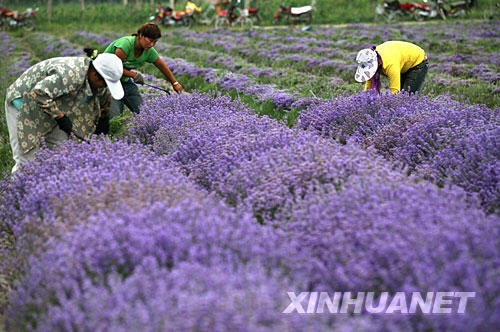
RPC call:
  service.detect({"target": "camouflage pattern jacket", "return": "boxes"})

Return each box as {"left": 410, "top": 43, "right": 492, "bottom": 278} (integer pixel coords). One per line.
{"left": 6, "top": 56, "right": 111, "bottom": 153}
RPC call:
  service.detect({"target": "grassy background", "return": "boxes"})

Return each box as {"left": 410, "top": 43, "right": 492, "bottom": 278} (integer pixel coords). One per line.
{"left": 4, "top": 0, "right": 492, "bottom": 33}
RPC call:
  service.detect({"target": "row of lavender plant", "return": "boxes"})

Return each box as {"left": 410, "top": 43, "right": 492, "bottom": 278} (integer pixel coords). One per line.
{"left": 2, "top": 92, "right": 499, "bottom": 331}
{"left": 0, "top": 32, "right": 31, "bottom": 173}
{"left": 74, "top": 31, "right": 300, "bottom": 110}
{"left": 74, "top": 21, "right": 499, "bottom": 107}
{"left": 163, "top": 22, "right": 499, "bottom": 105}
{"left": 68, "top": 30, "right": 500, "bottom": 212}
{"left": 169, "top": 22, "right": 500, "bottom": 83}
{"left": 154, "top": 36, "right": 349, "bottom": 98}
{"left": 0, "top": 138, "right": 328, "bottom": 331}
{"left": 128, "top": 91, "right": 500, "bottom": 331}
{"left": 297, "top": 90, "right": 500, "bottom": 213}
{"left": 24, "top": 32, "right": 83, "bottom": 58}
{"left": 0, "top": 32, "right": 31, "bottom": 79}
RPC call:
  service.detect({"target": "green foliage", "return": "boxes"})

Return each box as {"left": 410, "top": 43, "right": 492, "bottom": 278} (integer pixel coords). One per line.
{"left": 4, "top": 0, "right": 495, "bottom": 31}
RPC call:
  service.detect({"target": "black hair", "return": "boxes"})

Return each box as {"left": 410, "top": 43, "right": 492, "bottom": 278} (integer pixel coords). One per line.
{"left": 132, "top": 22, "right": 161, "bottom": 39}
{"left": 83, "top": 48, "right": 99, "bottom": 60}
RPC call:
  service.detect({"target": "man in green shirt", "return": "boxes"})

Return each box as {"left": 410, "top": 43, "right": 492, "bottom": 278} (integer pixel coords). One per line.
{"left": 104, "top": 22, "right": 183, "bottom": 118}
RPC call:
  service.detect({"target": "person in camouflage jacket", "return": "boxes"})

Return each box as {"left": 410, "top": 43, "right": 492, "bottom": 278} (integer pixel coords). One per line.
{"left": 5, "top": 53, "right": 124, "bottom": 173}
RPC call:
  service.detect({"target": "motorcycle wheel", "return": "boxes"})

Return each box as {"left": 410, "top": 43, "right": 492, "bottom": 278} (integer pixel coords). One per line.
{"left": 215, "top": 16, "right": 229, "bottom": 28}
{"left": 250, "top": 13, "right": 261, "bottom": 25}
{"left": 22, "top": 18, "right": 35, "bottom": 31}
{"left": 201, "top": 6, "right": 216, "bottom": 25}
{"left": 304, "top": 12, "right": 313, "bottom": 24}
{"left": 255, "top": 13, "right": 262, "bottom": 23}
{"left": 386, "top": 12, "right": 398, "bottom": 23}
{"left": 271, "top": 16, "right": 281, "bottom": 25}
{"left": 439, "top": 9, "right": 447, "bottom": 20}
{"left": 183, "top": 16, "right": 194, "bottom": 28}
{"left": 413, "top": 10, "right": 425, "bottom": 21}
{"left": 238, "top": 16, "right": 253, "bottom": 29}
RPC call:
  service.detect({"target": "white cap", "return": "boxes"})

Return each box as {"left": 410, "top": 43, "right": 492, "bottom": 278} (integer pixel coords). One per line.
{"left": 93, "top": 53, "right": 124, "bottom": 100}
{"left": 354, "top": 49, "right": 378, "bottom": 83}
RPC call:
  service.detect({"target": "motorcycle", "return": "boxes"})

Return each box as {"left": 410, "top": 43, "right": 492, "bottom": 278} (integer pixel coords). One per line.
{"left": 247, "top": 7, "right": 261, "bottom": 24}
{"left": 437, "top": 0, "right": 473, "bottom": 18}
{"left": 0, "top": 6, "right": 37, "bottom": 31}
{"left": 272, "top": 4, "right": 313, "bottom": 25}
{"left": 149, "top": 3, "right": 196, "bottom": 28}
{"left": 214, "top": 1, "right": 253, "bottom": 28}
{"left": 214, "top": 6, "right": 253, "bottom": 28}
{"left": 375, "top": 0, "right": 416, "bottom": 22}
{"left": 412, "top": 0, "right": 447, "bottom": 21}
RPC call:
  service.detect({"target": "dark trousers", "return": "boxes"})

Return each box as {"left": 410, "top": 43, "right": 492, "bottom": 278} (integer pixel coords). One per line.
{"left": 401, "top": 59, "right": 428, "bottom": 93}
{"left": 110, "top": 80, "right": 143, "bottom": 119}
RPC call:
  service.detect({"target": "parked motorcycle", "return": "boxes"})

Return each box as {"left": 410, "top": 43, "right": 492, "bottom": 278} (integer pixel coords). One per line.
{"left": 0, "top": 6, "right": 37, "bottom": 31}
{"left": 437, "top": 0, "right": 473, "bottom": 18}
{"left": 375, "top": 0, "right": 415, "bottom": 22}
{"left": 215, "top": 3, "right": 253, "bottom": 28}
{"left": 149, "top": 3, "right": 196, "bottom": 28}
{"left": 272, "top": 4, "right": 313, "bottom": 25}
{"left": 247, "top": 7, "right": 261, "bottom": 24}
{"left": 412, "top": 0, "right": 447, "bottom": 21}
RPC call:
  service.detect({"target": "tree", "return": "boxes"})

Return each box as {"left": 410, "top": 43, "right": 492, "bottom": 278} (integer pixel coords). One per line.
{"left": 47, "top": 0, "right": 53, "bottom": 22}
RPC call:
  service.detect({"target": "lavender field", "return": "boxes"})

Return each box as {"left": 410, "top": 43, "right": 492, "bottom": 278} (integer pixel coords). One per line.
{"left": 0, "top": 19, "right": 499, "bottom": 332}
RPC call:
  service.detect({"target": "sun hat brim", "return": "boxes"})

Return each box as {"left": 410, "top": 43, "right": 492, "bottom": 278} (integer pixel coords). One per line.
{"left": 354, "top": 49, "right": 378, "bottom": 83}
{"left": 93, "top": 54, "right": 124, "bottom": 100}
{"left": 102, "top": 79, "right": 124, "bottom": 100}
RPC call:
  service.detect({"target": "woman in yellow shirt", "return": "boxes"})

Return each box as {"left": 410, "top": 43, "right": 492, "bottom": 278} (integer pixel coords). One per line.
{"left": 354, "top": 41, "right": 428, "bottom": 94}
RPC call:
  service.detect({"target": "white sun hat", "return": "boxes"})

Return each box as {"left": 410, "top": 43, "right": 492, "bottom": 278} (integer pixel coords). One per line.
{"left": 92, "top": 53, "right": 124, "bottom": 100}
{"left": 354, "top": 48, "right": 378, "bottom": 83}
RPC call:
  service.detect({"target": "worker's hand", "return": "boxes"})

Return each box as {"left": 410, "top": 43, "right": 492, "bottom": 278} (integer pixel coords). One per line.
{"left": 94, "top": 115, "right": 110, "bottom": 135}
{"left": 133, "top": 72, "right": 145, "bottom": 85}
{"left": 172, "top": 81, "right": 183, "bottom": 94}
{"left": 55, "top": 115, "right": 73, "bottom": 136}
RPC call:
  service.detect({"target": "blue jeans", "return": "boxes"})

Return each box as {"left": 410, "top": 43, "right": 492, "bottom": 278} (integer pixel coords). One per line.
{"left": 110, "top": 79, "right": 143, "bottom": 119}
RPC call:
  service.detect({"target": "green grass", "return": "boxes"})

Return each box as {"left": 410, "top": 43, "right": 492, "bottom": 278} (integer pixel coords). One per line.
{"left": 4, "top": 1, "right": 493, "bottom": 35}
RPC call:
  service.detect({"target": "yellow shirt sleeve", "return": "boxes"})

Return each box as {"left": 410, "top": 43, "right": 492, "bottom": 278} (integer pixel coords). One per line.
{"left": 385, "top": 63, "right": 401, "bottom": 94}
{"left": 364, "top": 80, "right": 371, "bottom": 91}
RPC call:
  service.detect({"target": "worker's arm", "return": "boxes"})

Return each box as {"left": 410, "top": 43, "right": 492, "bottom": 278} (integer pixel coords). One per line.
{"left": 385, "top": 64, "right": 400, "bottom": 94}
{"left": 154, "top": 56, "right": 183, "bottom": 93}
{"left": 364, "top": 79, "right": 372, "bottom": 91}
{"left": 29, "top": 67, "right": 78, "bottom": 119}
{"left": 114, "top": 47, "right": 136, "bottom": 79}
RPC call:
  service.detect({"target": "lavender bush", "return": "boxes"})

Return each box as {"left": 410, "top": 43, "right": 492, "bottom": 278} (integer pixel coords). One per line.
{"left": 1, "top": 138, "right": 326, "bottom": 331}
{"left": 283, "top": 175, "right": 500, "bottom": 331}
{"left": 297, "top": 91, "right": 500, "bottom": 212}
{"left": 1, "top": 18, "right": 499, "bottom": 332}
{"left": 2, "top": 91, "right": 500, "bottom": 331}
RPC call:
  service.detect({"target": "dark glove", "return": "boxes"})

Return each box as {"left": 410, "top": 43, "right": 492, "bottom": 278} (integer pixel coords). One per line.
{"left": 55, "top": 115, "right": 73, "bottom": 136}
{"left": 94, "top": 115, "right": 110, "bottom": 135}
{"left": 133, "top": 72, "right": 145, "bottom": 85}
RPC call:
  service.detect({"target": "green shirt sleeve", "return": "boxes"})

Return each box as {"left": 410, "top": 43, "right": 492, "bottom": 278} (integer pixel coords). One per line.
{"left": 104, "top": 36, "right": 134, "bottom": 56}
{"left": 112, "top": 37, "right": 134, "bottom": 56}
